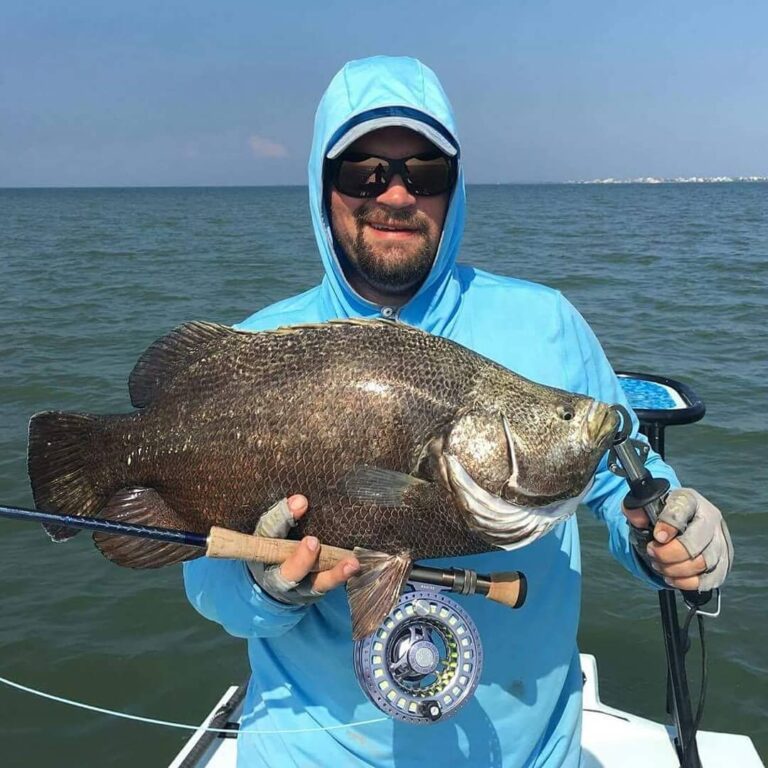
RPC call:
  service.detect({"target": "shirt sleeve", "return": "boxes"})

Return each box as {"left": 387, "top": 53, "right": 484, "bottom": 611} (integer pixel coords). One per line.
{"left": 183, "top": 558, "right": 309, "bottom": 639}
{"left": 557, "top": 293, "right": 679, "bottom": 589}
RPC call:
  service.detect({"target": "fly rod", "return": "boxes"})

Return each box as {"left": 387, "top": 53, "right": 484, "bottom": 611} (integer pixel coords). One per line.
{"left": 0, "top": 504, "right": 526, "bottom": 609}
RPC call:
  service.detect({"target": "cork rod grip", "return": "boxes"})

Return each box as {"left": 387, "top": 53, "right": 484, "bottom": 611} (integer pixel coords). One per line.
{"left": 206, "top": 526, "right": 355, "bottom": 572}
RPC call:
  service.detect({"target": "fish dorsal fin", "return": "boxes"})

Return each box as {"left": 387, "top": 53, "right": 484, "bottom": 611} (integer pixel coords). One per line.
{"left": 129, "top": 322, "right": 237, "bottom": 408}
{"left": 268, "top": 317, "right": 423, "bottom": 337}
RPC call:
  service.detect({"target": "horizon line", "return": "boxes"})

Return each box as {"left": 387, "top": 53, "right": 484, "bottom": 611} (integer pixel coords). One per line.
{"left": 3, "top": 178, "right": 767, "bottom": 191}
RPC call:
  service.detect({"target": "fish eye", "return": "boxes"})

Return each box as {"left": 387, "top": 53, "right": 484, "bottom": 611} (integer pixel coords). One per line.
{"left": 557, "top": 405, "right": 574, "bottom": 422}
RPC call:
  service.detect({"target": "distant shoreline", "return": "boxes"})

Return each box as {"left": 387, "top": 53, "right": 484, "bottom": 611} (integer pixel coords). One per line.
{"left": 569, "top": 176, "right": 768, "bottom": 185}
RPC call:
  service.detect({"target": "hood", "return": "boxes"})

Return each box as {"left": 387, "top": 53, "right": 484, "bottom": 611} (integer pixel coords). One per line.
{"left": 308, "top": 56, "right": 466, "bottom": 332}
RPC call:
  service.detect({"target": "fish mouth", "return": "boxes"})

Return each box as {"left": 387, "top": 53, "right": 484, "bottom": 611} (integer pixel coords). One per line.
{"left": 445, "top": 452, "right": 583, "bottom": 550}
{"left": 584, "top": 400, "right": 620, "bottom": 451}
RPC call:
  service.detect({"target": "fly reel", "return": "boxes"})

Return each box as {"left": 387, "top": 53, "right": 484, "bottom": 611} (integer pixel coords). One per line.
{"left": 353, "top": 585, "right": 483, "bottom": 724}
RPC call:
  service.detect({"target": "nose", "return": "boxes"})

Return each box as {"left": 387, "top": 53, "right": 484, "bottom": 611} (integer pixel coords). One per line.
{"left": 376, "top": 173, "right": 416, "bottom": 208}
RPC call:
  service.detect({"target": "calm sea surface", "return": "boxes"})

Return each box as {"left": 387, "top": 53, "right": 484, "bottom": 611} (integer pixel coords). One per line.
{"left": 0, "top": 184, "right": 766, "bottom": 766}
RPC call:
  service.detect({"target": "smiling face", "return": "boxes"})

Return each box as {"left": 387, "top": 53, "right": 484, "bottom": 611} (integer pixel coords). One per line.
{"left": 327, "top": 127, "right": 451, "bottom": 306}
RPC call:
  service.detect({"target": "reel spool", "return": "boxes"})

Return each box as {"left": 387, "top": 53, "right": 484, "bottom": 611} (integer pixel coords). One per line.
{"left": 353, "top": 586, "right": 483, "bottom": 724}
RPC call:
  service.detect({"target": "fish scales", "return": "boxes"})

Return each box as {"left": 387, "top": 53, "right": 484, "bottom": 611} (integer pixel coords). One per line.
{"left": 92, "top": 320, "right": 490, "bottom": 559}
{"left": 28, "top": 318, "right": 618, "bottom": 635}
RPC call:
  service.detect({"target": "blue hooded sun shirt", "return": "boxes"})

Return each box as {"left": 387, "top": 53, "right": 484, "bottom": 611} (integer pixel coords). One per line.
{"left": 183, "top": 56, "right": 677, "bottom": 768}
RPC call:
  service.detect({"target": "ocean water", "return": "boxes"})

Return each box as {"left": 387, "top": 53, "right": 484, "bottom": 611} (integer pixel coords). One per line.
{"left": 0, "top": 184, "right": 765, "bottom": 766}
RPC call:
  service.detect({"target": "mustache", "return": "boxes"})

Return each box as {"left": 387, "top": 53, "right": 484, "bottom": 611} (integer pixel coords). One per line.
{"left": 354, "top": 203, "right": 429, "bottom": 233}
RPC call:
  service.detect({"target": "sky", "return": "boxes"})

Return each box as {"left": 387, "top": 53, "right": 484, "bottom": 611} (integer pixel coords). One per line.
{"left": 1, "top": 0, "right": 767, "bottom": 186}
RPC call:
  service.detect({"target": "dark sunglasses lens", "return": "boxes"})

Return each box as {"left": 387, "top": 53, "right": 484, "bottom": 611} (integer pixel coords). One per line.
{"left": 336, "top": 158, "right": 390, "bottom": 197}
{"left": 334, "top": 154, "right": 454, "bottom": 197}
{"left": 404, "top": 156, "right": 453, "bottom": 196}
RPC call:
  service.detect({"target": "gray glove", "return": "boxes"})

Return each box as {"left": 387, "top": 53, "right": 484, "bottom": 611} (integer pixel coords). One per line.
{"left": 247, "top": 498, "right": 325, "bottom": 606}
{"left": 631, "top": 488, "right": 734, "bottom": 591}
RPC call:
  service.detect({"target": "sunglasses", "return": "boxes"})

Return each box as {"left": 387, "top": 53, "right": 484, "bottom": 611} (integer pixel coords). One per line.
{"left": 328, "top": 151, "right": 457, "bottom": 198}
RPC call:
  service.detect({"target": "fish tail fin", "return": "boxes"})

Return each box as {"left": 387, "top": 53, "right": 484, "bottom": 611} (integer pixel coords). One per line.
{"left": 27, "top": 411, "right": 104, "bottom": 541}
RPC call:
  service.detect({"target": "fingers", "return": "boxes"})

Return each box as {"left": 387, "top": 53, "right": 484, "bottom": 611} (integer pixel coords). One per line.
{"left": 676, "top": 505, "right": 716, "bottom": 559}
{"left": 255, "top": 495, "right": 308, "bottom": 538}
{"left": 652, "top": 520, "right": 680, "bottom": 545}
{"left": 249, "top": 494, "right": 358, "bottom": 604}
{"left": 662, "top": 575, "right": 700, "bottom": 590}
{"left": 280, "top": 535, "right": 321, "bottom": 583}
{"left": 656, "top": 489, "right": 697, "bottom": 539}
{"left": 622, "top": 504, "right": 651, "bottom": 530}
{"left": 253, "top": 494, "right": 359, "bottom": 602}
{"left": 646, "top": 541, "right": 704, "bottom": 589}
{"left": 624, "top": 489, "right": 699, "bottom": 545}
{"left": 627, "top": 488, "right": 703, "bottom": 586}
{"left": 279, "top": 535, "right": 360, "bottom": 592}
{"left": 286, "top": 494, "right": 309, "bottom": 521}
{"left": 311, "top": 557, "right": 359, "bottom": 594}
{"left": 647, "top": 539, "right": 691, "bottom": 565}
{"left": 630, "top": 487, "right": 733, "bottom": 592}
{"left": 699, "top": 554, "right": 731, "bottom": 592}
{"left": 622, "top": 509, "right": 679, "bottom": 544}
{"left": 650, "top": 553, "right": 706, "bottom": 578}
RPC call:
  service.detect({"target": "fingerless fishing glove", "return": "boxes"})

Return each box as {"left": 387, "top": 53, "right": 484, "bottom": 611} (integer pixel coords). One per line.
{"left": 246, "top": 498, "right": 326, "bottom": 606}
{"left": 631, "top": 487, "right": 734, "bottom": 591}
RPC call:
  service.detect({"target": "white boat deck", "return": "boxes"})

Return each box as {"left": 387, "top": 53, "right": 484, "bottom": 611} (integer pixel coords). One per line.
{"left": 169, "top": 654, "right": 764, "bottom": 767}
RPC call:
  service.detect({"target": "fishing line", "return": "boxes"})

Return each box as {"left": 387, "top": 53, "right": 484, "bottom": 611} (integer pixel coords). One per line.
{"left": 0, "top": 674, "right": 387, "bottom": 734}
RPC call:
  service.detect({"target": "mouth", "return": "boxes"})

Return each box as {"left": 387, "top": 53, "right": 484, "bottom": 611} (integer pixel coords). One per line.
{"left": 364, "top": 222, "right": 422, "bottom": 239}
{"left": 585, "top": 402, "right": 621, "bottom": 448}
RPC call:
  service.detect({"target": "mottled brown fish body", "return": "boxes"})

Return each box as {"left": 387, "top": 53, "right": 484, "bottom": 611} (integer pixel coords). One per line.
{"left": 28, "top": 319, "right": 617, "bottom": 582}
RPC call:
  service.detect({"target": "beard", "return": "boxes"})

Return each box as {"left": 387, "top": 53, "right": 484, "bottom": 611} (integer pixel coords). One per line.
{"left": 340, "top": 203, "right": 440, "bottom": 296}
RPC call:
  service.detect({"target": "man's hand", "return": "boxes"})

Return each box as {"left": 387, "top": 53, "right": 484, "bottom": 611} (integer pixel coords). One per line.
{"left": 623, "top": 488, "right": 733, "bottom": 591}
{"left": 248, "top": 495, "right": 359, "bottom": 605}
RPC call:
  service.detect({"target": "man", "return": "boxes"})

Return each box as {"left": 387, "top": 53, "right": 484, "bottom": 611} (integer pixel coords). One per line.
{"left": 184, "top": 56, "right": 732, "bottom": 767}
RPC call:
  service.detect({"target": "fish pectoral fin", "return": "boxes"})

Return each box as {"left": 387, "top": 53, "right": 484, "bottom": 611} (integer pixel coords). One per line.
{"left": 340, "top": 466, "right": 432, "bottom": 507}
{"left": 128, "top": 321, "right": 237, "bottom": 408}
{"left": 347, "top": 549, "right": 412, "bottom": 641}
{"left": 93, "top": 487, "right": 201, "bottom": 569}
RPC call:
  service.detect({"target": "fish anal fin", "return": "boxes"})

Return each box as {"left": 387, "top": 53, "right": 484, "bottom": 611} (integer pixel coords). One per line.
{"left": 347, "top": 549, "right": 412, "bottom": 640}
{"left": 128, "top": 322, "right": 237, "bottom": 408}
{"left": 93, "top": 487, "right": 201, "bottom": 568}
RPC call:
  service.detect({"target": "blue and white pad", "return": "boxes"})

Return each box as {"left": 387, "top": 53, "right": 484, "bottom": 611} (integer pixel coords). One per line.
{"left": 617, "top": 375, "right": 688, "bottom": 411}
